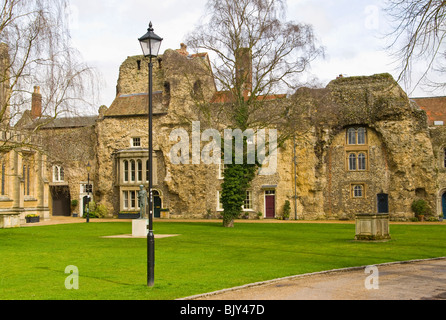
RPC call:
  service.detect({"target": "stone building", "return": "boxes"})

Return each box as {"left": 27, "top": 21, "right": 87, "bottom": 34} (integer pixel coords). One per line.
{"left": 8, "top": 44, "right": 446, "bottom": 224}
{"left": 86, "top": 46, "right": 446, "bottom": 221}
{"left": 0, "top": 58, "right": 50, "bottom": 228}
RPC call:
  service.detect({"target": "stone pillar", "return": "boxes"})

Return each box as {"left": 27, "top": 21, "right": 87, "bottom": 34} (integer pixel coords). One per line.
{"left": 355, "top": 213, "right": 391, "bottom": 241}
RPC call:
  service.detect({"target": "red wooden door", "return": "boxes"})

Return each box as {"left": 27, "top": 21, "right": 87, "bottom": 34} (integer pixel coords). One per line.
{"left": 265, "top": 195, "right": 275, "bottom": 218}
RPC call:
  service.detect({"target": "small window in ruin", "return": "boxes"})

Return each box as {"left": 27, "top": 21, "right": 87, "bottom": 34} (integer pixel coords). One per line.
{"left": 358, "top": 153, "right": 366, "bottom": 170}
{"left": 347, "top": 127, "right": 367, "bottom": 145}
{"left": 347, "top": 128, "right": 356, "bottom": 144}
{"left": 357, "top": 127, "right": 366, "bottom": 144}
{"left": 348, "top": 153, "right": 357, "bottom": 171}
{"left": 352, "top": 184, "right": 364, "bottom": 198}
{"left": 137, "top": 60, "right": 141, "bottom": 70}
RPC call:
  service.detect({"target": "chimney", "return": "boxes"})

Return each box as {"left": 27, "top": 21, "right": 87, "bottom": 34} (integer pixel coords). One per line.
{"left": 31, "top": 86, "right": 42, "bottom": 119}
{"left": 176, "top": 43, "right": 189, "bottom": 56}
{"left": 235, "top": 48, "right": 252, "bottom": 99}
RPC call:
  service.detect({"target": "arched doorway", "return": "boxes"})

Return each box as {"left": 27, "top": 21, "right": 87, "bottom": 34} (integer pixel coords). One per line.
{"left": 377, "top": 193, "right": 389, "bottom": 213}
{"left": 51, "top": 186, "right": 71, "bottom": 216}
{"left": 153, "top": 190, "right": 161, "bottom": 218}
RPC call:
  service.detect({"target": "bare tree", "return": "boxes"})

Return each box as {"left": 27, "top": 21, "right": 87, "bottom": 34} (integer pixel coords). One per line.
{"left": 185, "top": 0, "right": 324, "bottom": 227}
{"left": 0, "top": 0, "right": 97, "bottom": 151}
{"left": 385, "top": 0, "right": 446, "bottom": 91}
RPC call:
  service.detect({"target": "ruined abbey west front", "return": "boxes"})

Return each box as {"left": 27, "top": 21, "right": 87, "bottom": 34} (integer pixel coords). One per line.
{"left": 15, "top": 44, "right": 446, "bottom": 223}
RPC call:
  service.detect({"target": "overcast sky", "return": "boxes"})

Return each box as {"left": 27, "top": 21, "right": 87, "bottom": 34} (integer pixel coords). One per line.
{"left": 68, "top": 0, "right": 441, "bottom": 109}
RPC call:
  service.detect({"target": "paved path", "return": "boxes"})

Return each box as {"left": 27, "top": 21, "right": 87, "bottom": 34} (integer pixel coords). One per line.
{"left": 186, "top": 258, "right": 446, "bottom": 300}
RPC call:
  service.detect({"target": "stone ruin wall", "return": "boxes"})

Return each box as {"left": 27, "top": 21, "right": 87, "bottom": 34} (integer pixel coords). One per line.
{"left": 96, "top": 48, "right": 439, "bottom": 220}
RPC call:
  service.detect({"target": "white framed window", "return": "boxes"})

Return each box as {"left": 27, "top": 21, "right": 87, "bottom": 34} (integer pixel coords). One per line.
{"left": 123, "top": 190, "right": 139, "bottom": 210}
{"left": 123, "top": 191, "right": 129, "bottom": 209}
{"left": 243, "top": 191, "right": 253, "bottom": 210}
{"left": 82, "top": 183, "right": 92, "bottom": 193}
{"left": 123, "top": 160, "right": 129, "bottom": 182}
{"left": 217, "top": 191, "right": 223, "bottom": 211}
{"left": 53, "top": 165, "right": 64, "bottom": 182}
{"left": 130, "top": 190, "right": 136, "bottom": 208}
{"left": 137, "top": 160, "right": 142, "bottom": 182}
{"left": 130, "top": 160, "right": 136, "bottom": 182}
{"left": 146, "top": 160, "right": 149, "bottom": 182}
{"left": 132, "top": 137, "right": 141, "bottom": 147}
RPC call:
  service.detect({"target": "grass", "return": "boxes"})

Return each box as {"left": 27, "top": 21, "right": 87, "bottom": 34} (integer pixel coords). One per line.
{"left": 1, "top": 221, "right": 446, "bottom": 300}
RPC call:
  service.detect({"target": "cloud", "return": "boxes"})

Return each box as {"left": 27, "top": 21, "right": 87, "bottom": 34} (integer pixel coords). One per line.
{"left": 68, "top": 0, "right": 444, "bottom": 107}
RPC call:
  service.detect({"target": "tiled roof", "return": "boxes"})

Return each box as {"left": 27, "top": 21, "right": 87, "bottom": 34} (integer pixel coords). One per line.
{"left": 104, "top": 91, "right": 167, "bottom": 117}
{"left": 411, "top": 97, "right": 446, "bottom": 125}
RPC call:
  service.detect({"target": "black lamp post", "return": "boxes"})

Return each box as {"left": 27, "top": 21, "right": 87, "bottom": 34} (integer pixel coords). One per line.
{"left": 86, "top": 162, "right": 91, "bottom": 223}
{"left": 138, "top": 21, "right": 162, "bottom": 287}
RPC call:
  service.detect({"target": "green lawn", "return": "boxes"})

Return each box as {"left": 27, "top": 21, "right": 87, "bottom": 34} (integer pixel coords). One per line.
{"left": 1, "top": 221, "right": 446, "bottom": 300}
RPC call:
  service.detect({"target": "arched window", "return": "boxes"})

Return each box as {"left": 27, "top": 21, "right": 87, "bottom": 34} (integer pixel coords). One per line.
{"left": 347, "top": 127, "right": 367, "bottom": 145}
{"left": 146, "top": 160, "right": 149, "bottom": 182}
{"left": 123, "top": 160, "right": 129, "bottom": 182}
{"left": 53, "top": 165, "right": 64, "bottom": 182}
{"left": 1, "top": 162, "right": 5, "bottom": 195}
{"left": 357, "top": 127, "right": 366, "bottom": 144}
{"left": 348, "top": 153, "right": 356, "bottom": 171}
{"left": 23, "top": 164, "right": 30, "bottom": 195}
{"left": 347, "top": 128, "right": 356, "bottom": 145}
{"left": 130, "top": 160, "right": 136, "bottom": 182}
{"left": 358, "top": 153, "right": 366, "bottom": 170}
{"left": 137, "top": 160, "right": 142, "bottom": 182}
{"left": 443, "top": 147, "right": 446, "bottom": 168}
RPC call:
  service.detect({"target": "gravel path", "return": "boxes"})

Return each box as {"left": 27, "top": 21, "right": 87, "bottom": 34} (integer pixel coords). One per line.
{"left": 184, "top": 258, "right": 446, "bottom": 300}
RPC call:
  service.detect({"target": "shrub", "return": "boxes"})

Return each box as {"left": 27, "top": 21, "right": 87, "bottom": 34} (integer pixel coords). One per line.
{"left": 283, "top": 200, "right": 291, "bottom": 219}
{"left": 95, "top": 204, "right": 108, "bottom": 218}
{"left": 411, "top": 199, "right": 430, "bottom": 217}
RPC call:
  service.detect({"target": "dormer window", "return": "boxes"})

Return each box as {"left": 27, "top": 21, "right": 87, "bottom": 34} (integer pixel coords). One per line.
{"left": 132, "top": 137, "right": 141, "bottom": 147}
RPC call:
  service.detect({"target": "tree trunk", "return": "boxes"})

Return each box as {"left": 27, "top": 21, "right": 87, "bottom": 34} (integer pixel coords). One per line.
{"left": 223, "top": 215, "right": 234, "bottom": 228}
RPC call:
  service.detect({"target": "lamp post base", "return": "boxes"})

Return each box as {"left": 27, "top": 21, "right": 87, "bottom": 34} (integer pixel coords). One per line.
{"left": 147, "top": 229, "right": 155, "bottom": 286}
